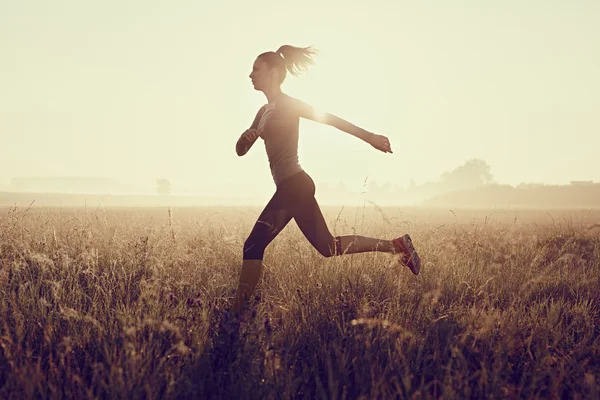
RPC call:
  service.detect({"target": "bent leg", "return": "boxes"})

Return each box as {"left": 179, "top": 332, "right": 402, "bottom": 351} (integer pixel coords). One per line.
{"left": 294, "top": 197, "right": 395, "bottom": 257}
{"left": 337, "top": 235, "right": 394, "bottom": 255}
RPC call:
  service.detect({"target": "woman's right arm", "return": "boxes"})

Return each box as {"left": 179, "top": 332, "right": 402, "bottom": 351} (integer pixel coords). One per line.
{"left": 236, "top": 106, "right": 265, "bottom": 156}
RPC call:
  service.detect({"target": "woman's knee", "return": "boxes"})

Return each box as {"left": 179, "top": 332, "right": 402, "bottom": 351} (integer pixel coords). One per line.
{"left": 243, "top": 237, "right": 265, "bottom": 260}
{"left": 314, "top": 235, "right": 342, "bottom": 258}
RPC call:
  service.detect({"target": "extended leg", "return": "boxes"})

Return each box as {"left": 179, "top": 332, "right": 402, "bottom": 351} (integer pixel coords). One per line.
{"left": 232, "top": 198, "right": 293, "bottom": 314}
{"left": 231, "top": 259, "right": 263, "bottom": 314}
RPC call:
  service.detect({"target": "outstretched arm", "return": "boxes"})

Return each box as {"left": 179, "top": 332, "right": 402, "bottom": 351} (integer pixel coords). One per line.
{"left": 236, "top": 106, "right": 265, "bottom": 156}
{"left": 285, "top": 96, "right": 393, "bottom": 153}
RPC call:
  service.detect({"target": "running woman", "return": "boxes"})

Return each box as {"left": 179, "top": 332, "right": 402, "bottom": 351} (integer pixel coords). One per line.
{"left": 232, "top": 45, "right": 421, "bottom": 314}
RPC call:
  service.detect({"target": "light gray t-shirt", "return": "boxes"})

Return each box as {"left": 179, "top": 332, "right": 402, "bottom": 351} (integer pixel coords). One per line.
{"left": 254, "top": 95, "right": 303, "bottom": 185}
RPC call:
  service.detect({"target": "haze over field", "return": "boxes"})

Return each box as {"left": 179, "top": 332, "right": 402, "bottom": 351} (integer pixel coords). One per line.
{"left": 2, "top": 0, "right": 599, "bottom": 201}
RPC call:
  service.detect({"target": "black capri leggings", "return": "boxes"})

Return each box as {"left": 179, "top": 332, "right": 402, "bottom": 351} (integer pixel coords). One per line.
{"left": 243, "top": 171, "right": 343, "bottom": 260}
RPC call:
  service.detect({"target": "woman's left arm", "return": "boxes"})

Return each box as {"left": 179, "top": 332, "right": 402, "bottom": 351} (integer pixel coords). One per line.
{"left": 285, "top": 96, "right": 393, "bottom": 153}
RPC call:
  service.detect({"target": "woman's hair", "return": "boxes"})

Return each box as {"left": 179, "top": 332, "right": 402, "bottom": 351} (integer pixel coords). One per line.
{"left": 258, "top": 45, "right": 318, "bottom": 83}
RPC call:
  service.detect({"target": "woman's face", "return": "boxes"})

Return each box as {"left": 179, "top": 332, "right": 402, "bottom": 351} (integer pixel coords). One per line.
{"left": 249, "top": 57, "right": 278, "bottom": 92}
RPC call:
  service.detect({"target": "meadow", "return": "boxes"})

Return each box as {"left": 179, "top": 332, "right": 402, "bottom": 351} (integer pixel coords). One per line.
{"left": 1, "top": 204, "right": 599, "bottom": 399}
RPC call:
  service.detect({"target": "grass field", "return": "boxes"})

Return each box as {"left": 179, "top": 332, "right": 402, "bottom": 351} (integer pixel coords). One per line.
{"left": 1, "top": 205, "right": 599, "bottom": 399}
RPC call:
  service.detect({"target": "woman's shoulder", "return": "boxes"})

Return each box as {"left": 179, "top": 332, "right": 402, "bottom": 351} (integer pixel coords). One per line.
{"left": 255, "top": 104, "right": 268, "bottom": 117}
{"left": 275, "top": 94, "right": 302, "bottom": 112}
{"left": 278, "top": 93, "right": 296, "bottom": 104}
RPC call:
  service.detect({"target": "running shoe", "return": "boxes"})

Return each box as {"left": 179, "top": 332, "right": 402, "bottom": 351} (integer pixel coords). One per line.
{"left": 392, "top": 234, "right": 421, "bottom": 275}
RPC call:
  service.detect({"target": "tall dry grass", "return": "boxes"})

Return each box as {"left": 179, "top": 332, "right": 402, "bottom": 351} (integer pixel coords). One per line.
{"left": 0, "top": 205, "right": 599, "bottom": 399}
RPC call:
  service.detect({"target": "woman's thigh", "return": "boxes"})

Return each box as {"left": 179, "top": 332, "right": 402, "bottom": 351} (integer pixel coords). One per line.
{"left": 244, "top": 192, "right": 294, "bottom": 251}
{"left": 293, "top": 196, "right": 336, "bottom": 256}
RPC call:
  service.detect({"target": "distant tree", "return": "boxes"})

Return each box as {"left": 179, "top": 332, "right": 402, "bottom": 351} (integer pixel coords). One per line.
{"left": 156, "top": 178, "right": 171, "bottom": 195}
{"left": 440, "top": 159, "right": 494, "bottom": 190}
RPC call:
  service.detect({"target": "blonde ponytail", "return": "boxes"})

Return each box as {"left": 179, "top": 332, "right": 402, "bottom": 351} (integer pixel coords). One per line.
{"left": 275, "top": 45, "right": 318, "bottom": 77}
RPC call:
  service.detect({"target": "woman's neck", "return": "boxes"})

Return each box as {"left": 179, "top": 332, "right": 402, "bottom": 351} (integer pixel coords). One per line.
{"left": 264, "top": 87, "right": 283, "bottom": 104}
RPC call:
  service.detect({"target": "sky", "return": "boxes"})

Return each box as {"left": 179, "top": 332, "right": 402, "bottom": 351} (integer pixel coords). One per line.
{"left": 2, "top": 0, "right": 599, "bottom": 197}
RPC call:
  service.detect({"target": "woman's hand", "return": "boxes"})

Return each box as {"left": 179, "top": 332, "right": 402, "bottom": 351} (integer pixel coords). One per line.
{"left": 241, "top": 128, "right": 260, "bottom": 143}
{"left": 369, "top": 134, "right": 393, "bottom": 154}
{"left": 236, "top": 129, "right": 260, "bottom": 156}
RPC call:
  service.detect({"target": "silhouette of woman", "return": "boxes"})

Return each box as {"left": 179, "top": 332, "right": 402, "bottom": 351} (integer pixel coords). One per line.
{"left": 232, "top": 45, "right": 421, "bottom": 314}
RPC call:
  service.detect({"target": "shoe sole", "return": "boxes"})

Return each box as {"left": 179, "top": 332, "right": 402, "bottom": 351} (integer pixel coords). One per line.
{"left": 394, "top": 234, "right": 421, "bottom": 275}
